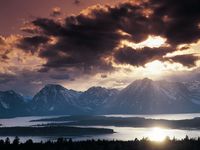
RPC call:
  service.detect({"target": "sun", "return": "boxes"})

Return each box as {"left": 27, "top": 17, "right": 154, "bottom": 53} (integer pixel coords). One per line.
{"left": 144, "top": 60, "right": 166, "bottom": 76}
{"left": 148, "top": 127, "right": 167, "bottom": 142}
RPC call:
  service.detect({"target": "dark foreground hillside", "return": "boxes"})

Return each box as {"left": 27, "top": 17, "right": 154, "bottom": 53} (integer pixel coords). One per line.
{"left": 0, "top": 137, "right": 200, "bottom": 150}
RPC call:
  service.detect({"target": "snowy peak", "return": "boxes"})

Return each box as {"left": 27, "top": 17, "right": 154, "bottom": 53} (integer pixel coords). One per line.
{"left": 33, "top": 84, "right": 80, "bottom": 103}
{"left": 1, "top": 79, "right": 200, "bottom": 117}
{"left": 44, "top": 84, "right": 66, "bottom": 90}
{"left": 126, "top": 78, "right": 154, "bottom": 92}
{"left": 0, "top": 90, "right": 25, "bottom": 108}
{"left": 31, "top": 84, "right": 82, "bottom": 115}
{"left": 78, "top": 86, "right": 118, "bottom": 111}
{"left": 107, "top": 79, "right": 200, "bottom": 114}
{"left": 184, "top": 80, "right": 200, "bottom": 92}
{"left": 84, "top": 86, "right": 118, "bottom": 97}
{"left": 0, "top": 90, "right": 28, "bottom": 117}
{"left": 183, "top": 80, "right": 200, "bottom": 105}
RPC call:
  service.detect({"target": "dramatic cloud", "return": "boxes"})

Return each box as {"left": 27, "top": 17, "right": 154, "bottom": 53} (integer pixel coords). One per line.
{"left": 150, "top": 0, "right": 200, "bottom": 45}
{"left": 0, "top": 35, "right": 48, "bottom": 95}
{"left": 32, "top": 18, "right": 65, "bottom": 36}
{"left": 167, "top": 54, "right": 199, "bottom": 67}
{"left": 19, "top": 0, "right": 200, "bottom": 74}
{"left": 114, "top": 46, "right": 173, "bottom": 66}
{"left": 17, "top": 36, "right": 49, "bottom": 53}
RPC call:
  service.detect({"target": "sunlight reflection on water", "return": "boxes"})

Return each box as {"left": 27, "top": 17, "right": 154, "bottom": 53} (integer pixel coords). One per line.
{"left": 0, "top": 113, "right": 200, "bottom": 142}
{"left": 147, "top": 127, "right": 171, "bottom": 142}
{"left": 105, "top": 113, "right": 200, "bottom": 120}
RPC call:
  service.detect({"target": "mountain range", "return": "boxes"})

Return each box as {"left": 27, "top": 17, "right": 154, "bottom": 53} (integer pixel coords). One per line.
{"left": 0, "top": 78, "right": 200, "bottom": 117}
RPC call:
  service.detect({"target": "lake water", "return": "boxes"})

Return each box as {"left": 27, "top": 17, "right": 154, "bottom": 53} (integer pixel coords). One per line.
{"left": 0, "top": 113, "right": 200, "bottom": 142}
{"left": 105, "top": 113, "right": 200, "bottom": 120}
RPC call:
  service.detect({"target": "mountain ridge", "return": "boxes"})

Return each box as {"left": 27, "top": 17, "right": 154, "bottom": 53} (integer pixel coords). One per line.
{"left": 105, "top": 78, "right": 200, "bottom": 114}
{"left": 0, "top": 78, "right": 200, "bottom": 117}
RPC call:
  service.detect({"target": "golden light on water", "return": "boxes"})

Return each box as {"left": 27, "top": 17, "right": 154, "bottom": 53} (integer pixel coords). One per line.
{"left": 148, "top": 127, "right": 167, "bottom": 142}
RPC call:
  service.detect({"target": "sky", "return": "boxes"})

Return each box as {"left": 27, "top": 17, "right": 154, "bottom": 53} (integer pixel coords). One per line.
{"left": 0, "top": 0, "right": 200, "bottom": 96}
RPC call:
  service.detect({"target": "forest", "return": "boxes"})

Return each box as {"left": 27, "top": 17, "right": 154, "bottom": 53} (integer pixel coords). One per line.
{"left": 0, "top": 136, "right": 200, "bottom": 150}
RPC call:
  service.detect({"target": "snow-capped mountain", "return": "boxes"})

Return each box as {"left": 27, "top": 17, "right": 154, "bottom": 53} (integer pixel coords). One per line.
{"left": 106, "top": 78, "right": 200, "bottom": 114}
{"left": 183, "top": 80, "right": 200, "bottom": 105}
{"left": 31, "top": 84, "right": 83, "bottom": 115}
{"left": 78, "top": 86, "right": 118, "bottom": 112}
{"left": 0, "top": 90, "right": 28, "bottom": 117}
{"left": 184, "top": 80, "right": 200, "bottom": 92}
{"left": 1, "top": 78, "right": 200, "bottom": 117}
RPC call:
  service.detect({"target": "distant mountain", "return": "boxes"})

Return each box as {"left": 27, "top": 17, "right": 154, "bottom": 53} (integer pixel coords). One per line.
{"left": 23, "top": 95, "right": 33, "bottom": 103}
{"left": 31, "top": 84, "right": 83, "bottom": 115}
{"left": 78, "top": 86, "right": 118, "bottom": 113}
{"left": 106, "top": 78, "right": 200, "bottom": 114}
{"left": 183, "top": 80, "right": 200, "bottom": 105}
{"left": 0, "top": 90, "right": 28, "bottom": 117}
{"left": 184, "top": 80, "right": 200, "bottom": 92}
{"left": 1, "top": 79, "right": 200, "bottom": 117}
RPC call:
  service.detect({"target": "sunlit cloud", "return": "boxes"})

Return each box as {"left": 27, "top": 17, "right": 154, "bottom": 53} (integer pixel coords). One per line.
{"left": 143, "top": 60, "right": 197, "bottom": 77}
{"left": 166, "top": 40, "right": 200, "bottom": 57}
{"left": 0, "top": 35, "right": 46, "bottom": 74}
{"left": 120, "top": 35, "right": 167, "bottom": 49}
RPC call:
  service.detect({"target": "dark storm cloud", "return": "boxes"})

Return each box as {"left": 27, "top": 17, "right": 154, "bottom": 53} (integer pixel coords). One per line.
{"left": 19, "top": 0, "right": 200, "bottom": 72}
{"left": 32, "top": 18, "right": 65, "bottom": 36}
{"left": 17, "top": 36, "right": 49, "bottom": 53}
{"left": 20, "top": 23, "right": 41, "bottom": 34}
{"left": 114, "top": 47, "right": 199, "bottom": 67}
{"left": 167, "top": 54, "right": 199, "bottom": 67}
{"left": 150, "top": 0, "right": 200, "bottom": 45}
{"left": 114, "top": 46, "right": 172, "bottom": 66}
{"left": 23, "top": 2, "right": 153, "bottom": 72}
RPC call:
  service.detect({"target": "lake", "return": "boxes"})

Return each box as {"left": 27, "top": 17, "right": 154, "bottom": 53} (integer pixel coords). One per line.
{"left": 0, "top": 113, "right": 200, "bottom": 142}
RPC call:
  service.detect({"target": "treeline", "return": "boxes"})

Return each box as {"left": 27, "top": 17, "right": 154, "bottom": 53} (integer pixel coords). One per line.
{"left": 0, "top": 136, "right": 200, "bottom": 150}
